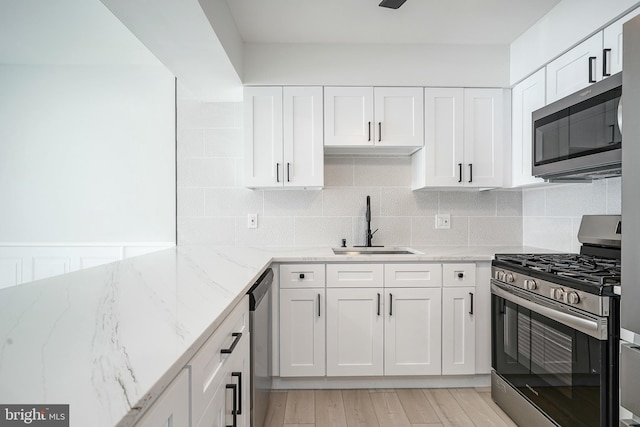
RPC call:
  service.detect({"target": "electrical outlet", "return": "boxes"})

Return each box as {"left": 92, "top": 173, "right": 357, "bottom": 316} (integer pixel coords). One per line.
{"left": 435, "top": 214, "right": 451, "bottom": 229}
{"left": 247, "top": 213, "right": 258, "bottom": 229}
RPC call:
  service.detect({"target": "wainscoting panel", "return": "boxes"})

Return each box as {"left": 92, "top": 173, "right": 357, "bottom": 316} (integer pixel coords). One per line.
{"left": 0, "top": 243, "right": 174, "bottom": 289}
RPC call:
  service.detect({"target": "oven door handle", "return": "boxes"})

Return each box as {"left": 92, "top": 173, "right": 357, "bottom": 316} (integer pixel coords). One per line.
{"left": 491, "top": 282, "right": 608, "bottom": 340}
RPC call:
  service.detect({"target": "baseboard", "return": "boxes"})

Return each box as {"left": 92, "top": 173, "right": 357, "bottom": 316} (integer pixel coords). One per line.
{"left": 273, "top": 374, "right": 491, "bottom": 390}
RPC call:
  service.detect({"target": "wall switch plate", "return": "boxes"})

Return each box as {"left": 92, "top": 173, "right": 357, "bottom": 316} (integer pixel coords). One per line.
{"left": 248, "top": 213, "right": 258, "bottom": 229}
{"left": 435, "top": 214, "right": 451, "bottom": 229}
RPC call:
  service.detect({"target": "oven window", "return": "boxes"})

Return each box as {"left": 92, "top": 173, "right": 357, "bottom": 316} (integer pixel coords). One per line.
{"left": 492, "top": 294, "right": 605, "bottom": 427}
{"left": 533, "top": 87, "right": 622, "bottom": 166}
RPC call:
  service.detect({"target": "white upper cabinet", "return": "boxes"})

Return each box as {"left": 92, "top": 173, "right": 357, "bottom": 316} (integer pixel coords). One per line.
{"left": 244, "top": 86, "right": 323, "bottom": 189}
{"left": 510, "top": 69, "right": 546, "bottom": 187}
{"left": 324, "top": 87, "right": 423, "bottom": 153}
{"left": 324, "top": 87, "right": 374, "bottom": 147}
{"left": 546, "top": 33, "right": 604, "bottom": 103}
{"left": 413, "top": 88, "right": 506, "bottom": 189}
{"left": 604, "top": 7, "right": 640, "bottom": 76}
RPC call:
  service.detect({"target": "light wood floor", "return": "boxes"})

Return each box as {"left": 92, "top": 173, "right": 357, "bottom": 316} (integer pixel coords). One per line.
{"left": 264, "top": 388, "right": 517, "bottom": 427}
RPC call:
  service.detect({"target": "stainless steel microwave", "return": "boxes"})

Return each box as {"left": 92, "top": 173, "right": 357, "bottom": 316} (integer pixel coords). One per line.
{"left": 532, "top": 72, "right": 622, "bottom": 182}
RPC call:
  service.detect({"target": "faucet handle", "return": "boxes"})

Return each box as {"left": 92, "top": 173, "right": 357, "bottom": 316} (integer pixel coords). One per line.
{"left": 370, "top": 228, "right": 379, "bottom": 237}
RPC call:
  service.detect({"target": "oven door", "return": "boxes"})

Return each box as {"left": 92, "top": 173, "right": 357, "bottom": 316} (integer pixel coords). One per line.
{"left": 491, "top": 281, "right": 611, "bottom": 427}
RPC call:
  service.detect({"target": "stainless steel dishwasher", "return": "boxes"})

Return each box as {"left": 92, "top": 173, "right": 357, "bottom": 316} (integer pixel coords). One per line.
{"left": 247, "top": 268, "right": 273, "bottom": 427}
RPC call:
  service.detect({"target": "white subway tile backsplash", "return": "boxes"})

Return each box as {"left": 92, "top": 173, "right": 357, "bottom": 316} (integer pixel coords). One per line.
{"left": 324, "top": 157, "right": 354, "bottom": 187}
{"left": 411, "top": 216, "right": 469, "bottom": 246}
{"left": 544, "top": 182, "right": 607, "bottom": 216}
{"left": 205, "top": 188, "right": 264, "bottom": 217}
{"left": 177, "top": 129, "right": 205, "bottom": 159}
{"left": 354, "top": 157, "right": 411, "bottom": 187}
{"left": 235, "top": 216, "right": 294, "bottom": 247}
{"left": 322, "top": 188, "right": 380, "bottom": 217}
{"left": 522, "top": 188, "right": 546, "bottom": 217}
{"left": 469, "top": 217, "right": 522, "bottom": 246}
{"left": 177, "top": 217, "right": 235, "bottom": 245}
{"left": 201, "top": 102, "right": 236, "bottom": 129}
{"left": 204, "top": 129, "right": 243, "bottom": 157}
{"left": 294, "top": 217, "right": 352, "bottom": 247}
{"left": 496, "top": 191, "right": 523, "bottom": 216}
{"left": 439, "top": 191, "right": 497, "bottom": 216}
{"left": 178, "top": 158, "right": 236, "bottom": 187}
{"left": 606, "top": 177, "right": 621, "bottom": 214}
{"left": 367, "top": 217, "right": 411, "bottom": 247}
{"left": 380, "top": 188, "right": 438, "bottom": 217}
{"left": 264, "top": 190, "right": 322, "bottom": 217}
{"left": 178, "top": 188, "right": 205, "bottom": 217}
{"left": 523, "top": 217, "right": 575, "bottom": 252}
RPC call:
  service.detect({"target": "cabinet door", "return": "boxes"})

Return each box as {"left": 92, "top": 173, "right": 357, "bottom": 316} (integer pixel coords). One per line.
{"left": 384, "top": 288, "right": 441, "bottom": 376}
{"left": 283, "top": 87, "right": 324, "bottom": 187}
{"left": 463, "top": 88, "right": 505, "bottom": 188}
{"left": 442, "top": 287, "right": 475, "bottom": 375}
{"left": 603, "top": 8, "right": 640, "bottom": 76}
{"left": 511, "top": 69, "right": 546, "bottom": 187}
{"left": 423, "top": 88, "right": 464, "bottom": 187}
{"left": 546, "top": 32, "right": 603, "bottom": 103}
{"left": 326, "top": 288, "right": 383, "bottom": 376}
{"left": 229, "top": 335, "right": 250, "bottom": 427}
{"left": 279, "top": 289, "right": 325, "bottom": 377}
{"left": 135, "top": 369, "right": 189, "bottom": 427}
{"left": 374, "top": 87, "right": 424, "bottom": 147}
{"left": 244, "top": 87, "right": 283, "bottom": 188}
{"left": 324, "top": 87, "right": 374, "bottom": 146}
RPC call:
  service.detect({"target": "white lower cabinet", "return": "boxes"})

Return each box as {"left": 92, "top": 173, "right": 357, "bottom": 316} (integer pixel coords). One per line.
{"left": 326, "top": 288, "right": 384, "bottom": 376}
{"left": 279, "top": 288, "right": 326, "bottom": 377}
{"left": 134, "top": 368, "right": 190, "bottom": 427}
{"left": 384, "top": 288, "right": 442, "bottom": 376}
{"left": 442, "top": 287, "right": 476, "bottom": 375}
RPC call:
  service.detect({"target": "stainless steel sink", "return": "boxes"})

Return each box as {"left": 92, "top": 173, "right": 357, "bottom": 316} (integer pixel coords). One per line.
{"left": 332, "top": 247, "right": 419, "bottom": 255}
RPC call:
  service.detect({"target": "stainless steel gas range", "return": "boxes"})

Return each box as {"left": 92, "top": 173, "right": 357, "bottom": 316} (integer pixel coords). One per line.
{"left": 491, "top": 215, "right": 621, "bottom": 427}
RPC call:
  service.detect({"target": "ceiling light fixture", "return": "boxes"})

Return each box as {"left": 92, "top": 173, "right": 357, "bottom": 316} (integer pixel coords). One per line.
{"left": 378, "top": 0, "right": 407, "bottom": 9}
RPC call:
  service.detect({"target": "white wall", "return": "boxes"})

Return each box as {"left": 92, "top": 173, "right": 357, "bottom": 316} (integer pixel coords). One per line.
{"left": 522, "top": 179, "right": 621, "bottom": 252}
{"left": 510, "top": 0, "right": 640, "bottom": 84}
{"left": 244, "top": 43, "right": 510, "bottom": 87}
{"left": 0, "top": 64, "right": 176, "bottom": 242}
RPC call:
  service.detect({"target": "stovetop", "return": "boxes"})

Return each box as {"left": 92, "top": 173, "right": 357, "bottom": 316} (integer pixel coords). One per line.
{"left": 493, "top": 252, "right": 620, "bottom": 296}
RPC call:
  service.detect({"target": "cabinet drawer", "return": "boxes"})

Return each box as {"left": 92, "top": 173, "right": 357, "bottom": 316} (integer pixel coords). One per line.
{"left": 326, "top": 264, "right": 383, "bottom": 288}
{"left": 384, "top": 263, "right": 442, "bottom": 288}
{"left": 443, "top": 263, "right": 476, "bottom": 287}
{"left": 280, "top": 264, "right": 325, "bottom": 288}
{"left": 189, "top": 296, "right": 249, "bottom": 423}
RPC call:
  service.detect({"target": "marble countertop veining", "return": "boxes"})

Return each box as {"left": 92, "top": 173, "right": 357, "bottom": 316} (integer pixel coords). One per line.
{"left": 0, "top": 244, "right": 549, "bottom": 427}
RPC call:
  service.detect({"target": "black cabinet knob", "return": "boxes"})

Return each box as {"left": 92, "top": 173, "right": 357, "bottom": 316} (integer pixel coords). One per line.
{"left": 299, "top": 273, "right": 305, "bottom": 279}
{"left": 458, "top": 272, "right": 464, "bottom": 279}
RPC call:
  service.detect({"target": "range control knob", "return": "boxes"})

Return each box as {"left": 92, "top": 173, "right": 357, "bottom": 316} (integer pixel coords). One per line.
{"left": 524, "top": 279, "right": 537, "bottom": 290}
{"left": 505, "top": 272, "right": 515, "bottom": 283}
{"left": 567, "top": 291, "right": 580, "bottom": 305}
{"left": 551, "top": 288, "right": 565, "bottom": 301}
{"left": 495, "top": 270, "right": 506, "bottom": 281}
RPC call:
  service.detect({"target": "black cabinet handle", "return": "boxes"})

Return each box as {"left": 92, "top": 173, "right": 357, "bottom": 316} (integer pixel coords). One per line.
{"left": 468, "top": 163, "right": 473, "bottom": 183}
{"left": 317, "top": 293, "right": 321, "bottom": 317}
{"left": 378, "top": 122, "right": 382, "bottom": 142}
{"left": 287, "top": 162, "right": 291, "bottom": 182}
{"left": 226, "top": 383, "right": 237, "bottom": 427}
{"left": 377, "top": 293, "right": 381, "bottom": 316}
{"left": 368, "top": 121, "right": 371, "bottom": 141}
{"left": 603, "top": 48, "right": 612, "bottom": 77}
{"left": 609, "top": 124, "right": 616, "bottom": 143}
{"left": 389, "top": 293, "right": 393, "bottom": 316}
{"left": 469, "top": 292, "right": 474, "bottom": 315}
{"left": 221, "top": 332, "right": 242, "bottom": 354}
{"left": 458, "top": 163, "right": 462, "bottom": 183}
{"left": 231, "top": 372, "right": 242, "bottom": 415}
{"left": 458, "top": 272, "right": 464, "bottom": 279}
{"left": 299, "top": 273, "right": 305, "bottom": 279}
{"left": 276, "top": 163, "right": 280, "bottom": 183}
{"left": 588, "top": 56, "right": 597, "bottom": 83}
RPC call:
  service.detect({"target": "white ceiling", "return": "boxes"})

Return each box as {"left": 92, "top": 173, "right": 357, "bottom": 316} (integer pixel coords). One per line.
{"left": 225, "top": 0, "right": 562, "bottom": 45}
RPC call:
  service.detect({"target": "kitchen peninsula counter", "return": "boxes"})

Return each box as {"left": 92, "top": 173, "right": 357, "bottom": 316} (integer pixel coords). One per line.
{"left": 0, "top": 245, "right": 548, "bottom": 427}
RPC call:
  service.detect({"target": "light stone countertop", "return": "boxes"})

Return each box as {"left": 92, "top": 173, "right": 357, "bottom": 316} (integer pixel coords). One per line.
{"left": 0, "top": 244, "right": 550, "bottom": 427}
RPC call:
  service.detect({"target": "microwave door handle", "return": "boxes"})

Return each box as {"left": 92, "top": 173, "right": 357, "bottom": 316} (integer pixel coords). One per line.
{"left": 609, "top": 125, "right": 615, "bottom": 143}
